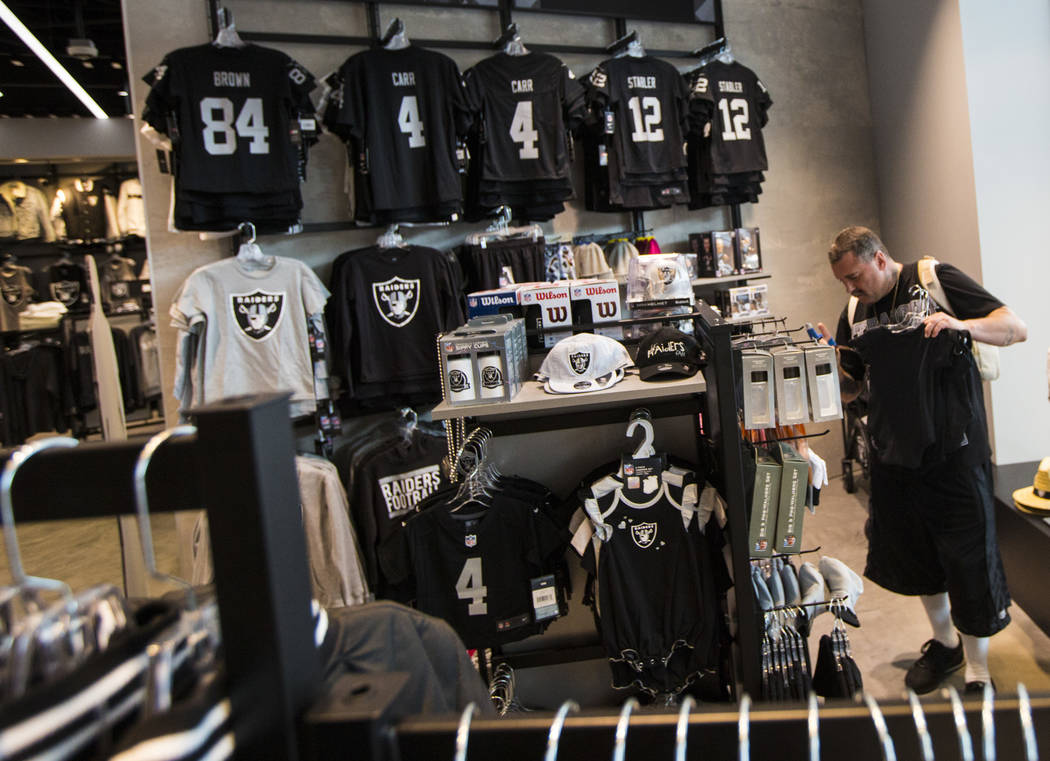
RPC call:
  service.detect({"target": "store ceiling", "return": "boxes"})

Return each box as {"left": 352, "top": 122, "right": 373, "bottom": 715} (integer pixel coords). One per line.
{"left": 0, "top": 0, "right": 131, "bottom": 118}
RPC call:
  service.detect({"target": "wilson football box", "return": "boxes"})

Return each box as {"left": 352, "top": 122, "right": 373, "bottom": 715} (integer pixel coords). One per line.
{"left": 466, "top": 285, "right": 525, "bottom": 320}
{"left": 517, "top": 282, "right": 572, "bottom": 349}
{"left": 438, "top": 315, "right": 527, "bottom": 405}
{"left": 749, "top": 449, "right": 781, "bottom": 558}
{"left": 570, "top": 278, "right": 623, "bottom": 339}
{"left": 772, "top": 442, "right": 808, "bottom": 554}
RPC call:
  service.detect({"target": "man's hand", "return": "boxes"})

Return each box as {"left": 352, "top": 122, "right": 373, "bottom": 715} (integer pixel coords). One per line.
{"left": 923, "top": 311, "right": 966, "bottom": 338}
{"left": 815, "top": 322, "right": 834, "bottom": 345}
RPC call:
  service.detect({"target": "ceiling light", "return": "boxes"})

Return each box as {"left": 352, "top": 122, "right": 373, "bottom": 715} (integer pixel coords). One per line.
{"left": 81, "top": 60, "right": 94, "bottom": 69}
{"left": 66, "top": 38, "right": 98, "bottom": 60}
{"left": 0, "top": 1, "right": 107, "bottom": 119}
{"left": 10, "top": 58, "right": 23, "bottom": 67}
{"left": 117, "top": 89, "right": 128, "bottom": 97}
{"left": 110, "top": 61, "right": 122, "bottom": 70}
{"left": 13, "top": 158, "right": 28, "bottom": 164}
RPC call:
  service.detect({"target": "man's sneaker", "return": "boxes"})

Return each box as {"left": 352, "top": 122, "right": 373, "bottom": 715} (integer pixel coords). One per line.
{"left": 965, "top": 680, "right": 996, "bottom": 695}
{"left": 905, "top": 638, "right": 965, "bottom": 694}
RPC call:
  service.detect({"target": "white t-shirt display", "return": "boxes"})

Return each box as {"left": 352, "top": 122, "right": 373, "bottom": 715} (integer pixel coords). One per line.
{"left": 171, "top": 257, "right": 329, "bottom": 416}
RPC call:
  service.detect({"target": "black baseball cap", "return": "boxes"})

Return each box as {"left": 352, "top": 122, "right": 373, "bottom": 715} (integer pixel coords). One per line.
{"left": 636, "top": 327, "right": 703, "bottom": 381}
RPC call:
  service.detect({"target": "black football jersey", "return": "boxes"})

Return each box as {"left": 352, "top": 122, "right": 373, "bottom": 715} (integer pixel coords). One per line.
{"left": 392, "top": 493, "right": 566, "bottom": 648}
{"left": 687, "top": 60, "right": 772, "bottom": 174}
{"left": 46, "top": 261, "right": 88, "bottom": 309}
{"left": 143, "top": 43, "right": 316, "bottom": 195}
{"left": 329, "top": 46, "right": 470, "bottom": 216}
{"left": 585, "top": 56, "right": 691, "bottom": 181}
{"left": 463, "top": 52, "right": 586, "bottom": 183}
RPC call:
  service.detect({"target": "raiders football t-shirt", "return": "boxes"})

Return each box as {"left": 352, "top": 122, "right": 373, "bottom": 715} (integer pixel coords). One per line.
{"left": 171, "top": 257, "right": 328, "bottom": 412}
{"left": 46, "top": 261, "right": 88, "bottom": 311}
{"left": 0, "top": 264, "right": 34, "bottom": 331}
{"left": 686, "top": 59, "right": 772, "bottom": 175}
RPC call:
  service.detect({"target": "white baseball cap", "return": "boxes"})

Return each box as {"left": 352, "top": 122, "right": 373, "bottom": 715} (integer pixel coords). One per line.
{"left": 536, "top": 333, "right": 633, "bottom": 394}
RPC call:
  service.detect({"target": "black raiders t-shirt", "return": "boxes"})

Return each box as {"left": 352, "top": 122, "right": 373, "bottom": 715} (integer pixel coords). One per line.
{"left": 328, "top": 46, "right": 470, "bottom": 215}
{"left": 686, "top": 59, "right": 772, "bottom": 175}
{"left": 584, "top": 56, "right": 691, "bottom": 181}
{"left": 382, "top": 492, "right": 565, "bottom": 648}
{"left": 836, "top": 261, "right": 1004, "bottom": 468}
{"left": 143, "top": 43, "right": 316, "bottom": 194}
{"left": 46, "top": 261, "right": 88, "bottom": 310}
{"left": 463, "top": 52, "right": 586, "bottom": 184}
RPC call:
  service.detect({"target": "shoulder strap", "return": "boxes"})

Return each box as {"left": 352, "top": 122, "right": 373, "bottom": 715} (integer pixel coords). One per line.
{"left": 847, "top": 295, "right": 859, "bottom": 325}
{"left": 917, "top": 256, "right": 954, "bottom": 316}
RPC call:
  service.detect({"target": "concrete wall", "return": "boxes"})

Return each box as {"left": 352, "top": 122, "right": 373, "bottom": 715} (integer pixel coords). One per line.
{"left": 0, "top": 117, "right": 136, "bottom": 162}
{"left": 122, "top": 0, "right": 881, "bottom": 482}
{"left": 862, "top": 0, "right": 1050, "bottom": 464}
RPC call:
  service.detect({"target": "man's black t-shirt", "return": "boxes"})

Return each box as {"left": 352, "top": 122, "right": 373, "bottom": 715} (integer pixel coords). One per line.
{"left": 836, "top": 261, "right": 1004, "bottom": 468}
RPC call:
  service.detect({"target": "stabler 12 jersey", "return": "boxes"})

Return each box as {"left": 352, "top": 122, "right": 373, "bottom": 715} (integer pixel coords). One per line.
{"left": 143, "top": 43, "right": 317, "bottom": 195}
{"left": 585, "top": 56, "right": 691, "bottom": 184}
{"left": 326, "top": 46, "right": 471, "bottom": 223}
{"left": 686, "top": 59, "right": 772, "bottom": 175}
{"left": 463, "top": 52, "right": 586, "bottom": 186}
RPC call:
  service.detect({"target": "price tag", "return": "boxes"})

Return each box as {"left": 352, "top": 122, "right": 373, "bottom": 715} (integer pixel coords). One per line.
{"left": 531, "top": 575, "right": 559, "bottom": 621}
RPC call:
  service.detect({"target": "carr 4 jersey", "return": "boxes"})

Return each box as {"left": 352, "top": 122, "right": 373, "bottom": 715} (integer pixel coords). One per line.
{"left": 143, "top": 43, "right": 316, "bottom": 195}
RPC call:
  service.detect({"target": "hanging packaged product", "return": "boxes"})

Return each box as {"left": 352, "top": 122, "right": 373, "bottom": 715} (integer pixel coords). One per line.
{"left": 570, "top": 278, "right": 622, "bottom": 339}
{"left": 771, "top": 345, "right": 809, "bottom": 425}
{"left": 438, "top": 315, "right": 528, "bottom": 406}
{"left": 740, "top": 349, "right": 775, "bottom": 429}
{"left": 773, "top": 442, "right": 808, "bottom": 554}
{"left": 517, "top": 282, "right": 572, "bottom": 349}
{"left": 803, "top": 343, "right": 844, "bottom": 422}
{"left": 734, "top": 227, "right": 762, "bottom": 273}
{"left": 749, "top": 448, "right": 781, "bottom": 558}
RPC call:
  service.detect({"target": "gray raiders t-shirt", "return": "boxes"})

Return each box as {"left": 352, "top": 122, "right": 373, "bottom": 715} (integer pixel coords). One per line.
{"left": 173, "top": 257, "right": 329, "bottom": 411}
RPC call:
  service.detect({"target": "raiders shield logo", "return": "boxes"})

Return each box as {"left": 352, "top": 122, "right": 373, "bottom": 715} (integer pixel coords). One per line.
{"left": 231, "top": 290, "right": 285, "bottom": 341}
{"left": 51, "top": 281, "right": 80, "bottom": 305}
{"left": 372, "top": 276, "right": 420, "bottom": 328}
{"left": 659, "top": 266, "right": 677, "bottom": 285}
{"left": 631, "top": 522, "right": 657, "bottom": 549}
{"left": 2, "top": 284, "right": 23, "bottom": 305}
{"left": 448, "top": 369, "right": 470, "bottom": 393}
{"left": 110, "top": 281, "right": 130, "bottom": 299}
{"left": 481, "top": 365, "right": 503, "bottom": 389}
{"left": 569, "top": 351, "right": 590, "bottom": 375}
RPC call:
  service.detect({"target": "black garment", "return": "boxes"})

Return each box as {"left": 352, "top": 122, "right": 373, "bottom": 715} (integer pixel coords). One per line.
{"left": 836, "top": 261, "right": 1004, "bottom": 468}
{"left": 462, "top": 52, "right": 586, "bottom": 218}
{"left": 54, "top": 179, "right": 113, "bottom": 241}
{"left": 686, "top": 59, "right": 772, "bottom": 175}
{"left": 325, "top": 245, "right": 465, "bottom": 404}
{"left": 0, "top": 263, "right": 35, "bottom": 331}
{"left": 325, "top": 46, "right": 470, "bottom": 224}
{"left": 100, "top": 254, "right": 140, "bottom": 313}
{"left": 0, "top": 344, "right": 70, "bottom": 446}
{"left": 456, "top": 237, "right": 546, "bottom": 292}
{"left": 381, "top": 492, "right": 566, "bottom": 649}
{"left": 865, "top": 457, "right": 1011, "bottom": 637}
{"left": 46, "top": 260, "right": 89, "bottom": 312}
{"left": 142, "top": 43, "right": 316, "bottom": 231}
{"left": 340, "top": 429, "right": 450, "bottom": 595}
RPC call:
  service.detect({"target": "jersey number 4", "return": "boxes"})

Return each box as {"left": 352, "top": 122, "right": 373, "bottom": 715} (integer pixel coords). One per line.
{"left": 398, "top": 95, "right": 426, "bottom": 148}
{"left": 455, "top": 557, "right": 488, "bottom": 616}
{"left": 718, "top": 98, "right": 751, "bottom": 141}
{"left": 510, "top": 101, "right": 540, "bottom": 159}
{"left": 200, "top": 97, "right": 270, "bottom": 155}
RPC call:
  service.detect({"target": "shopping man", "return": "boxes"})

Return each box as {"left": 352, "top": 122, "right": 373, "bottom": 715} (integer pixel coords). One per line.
{"left": 818, "top": 225, "right": 1027, "bottom": 694}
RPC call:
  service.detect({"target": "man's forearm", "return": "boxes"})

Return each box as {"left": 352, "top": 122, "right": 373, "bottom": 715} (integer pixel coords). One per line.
{"left": 963, "top": 306, "right": 1028, "bottom": 346}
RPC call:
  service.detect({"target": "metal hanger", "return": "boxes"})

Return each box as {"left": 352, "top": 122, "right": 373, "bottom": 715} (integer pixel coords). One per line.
{"left": 1017, "top": 683, "right": 1039, "bottom": 761}
{"left": 544, "top": 700, "right": 579, "bottom": 761}
{"left": 235, "top": 221, "right": 273, "bottom": 269}
{"left": 738, "top": 693, "right": 752, "bottom": 761}
{"left": 906, "top": 689, "right": 935, "bottom": 761}
{"left": 807, "top": 692, "right": 819, "bottom": 761}
{"left": 863, "top": 693, "right": 897, "bottom": 761}
{"left": 453, "top": 702, "right": 478, "bottom": 761}
{"left": 613, "top": 697, "right": 639, "bottom": 761}
{"left": 381, "top": 18, "right": 410, "bottom": 50}
{"left": 947, "top": 685, "right": 975, "bottom": 761}
{"left": 134, "top": 425, "right": 200, "bottom": 608}
{"left": 377, "top": 224, "right": 407, "bottom": 249}
{"left": 213, "top": 6, "right": 246, "bottom": 48}
{"left": 981, "top": 682, "right": 996, "bottom": 761}
{"left": 675, "top": 695, "right": 696, "bottom": 761}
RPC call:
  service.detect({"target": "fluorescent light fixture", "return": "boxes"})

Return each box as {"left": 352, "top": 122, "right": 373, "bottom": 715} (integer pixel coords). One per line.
{"left": 0, "top": 0, "right": 107, "bottom": 119}
{"left": 117, "top": 89, "right": 128, "bottom": 97}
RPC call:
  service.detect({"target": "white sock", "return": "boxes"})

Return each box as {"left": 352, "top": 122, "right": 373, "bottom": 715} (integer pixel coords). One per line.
{"left": 962, "top": 634, "right": 991, "bottom": 684}
{"left": 920, "top": 593, "right": 959, "bottom": 648}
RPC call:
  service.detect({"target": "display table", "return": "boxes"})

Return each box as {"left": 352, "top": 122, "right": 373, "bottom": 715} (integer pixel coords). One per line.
{"left": 993, "top": 460, "right": 1050, "bottom": 638}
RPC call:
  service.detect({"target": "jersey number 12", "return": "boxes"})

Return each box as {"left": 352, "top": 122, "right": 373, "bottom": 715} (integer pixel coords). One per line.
{"left": 455, "top": 557, "right": 488, "bottom": 615}
{"left": 200, "top": 97, "right": 270, "bottom": 155}
{"left": 718, "top": 98, "right": 751, "bottom": 141}
{"left": 628, "top": 96, "right": 664, "bottom": 143}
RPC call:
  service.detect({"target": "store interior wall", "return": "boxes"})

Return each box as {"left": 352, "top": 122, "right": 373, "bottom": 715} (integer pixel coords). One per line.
{"left": 0, "top": 118, "right": 136, "bottom": 161}
{"left": 862, "top": 0, "right": 1050, "bottom": 465}
{"left": 121, "top": 0, "right": 883, "bottom": 571}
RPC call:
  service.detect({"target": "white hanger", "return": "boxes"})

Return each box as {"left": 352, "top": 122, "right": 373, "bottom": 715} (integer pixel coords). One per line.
{"left": 626, "top": 409, "right": 656, "bottom": 459}
{"left": 213, "top": 6, "right": 246, "bottom": 48}
{"left": 381, "top": 18, "right": 410, "bottom": 50}
{"left": 235, "top": 222, "right": 275, "bottom": 269}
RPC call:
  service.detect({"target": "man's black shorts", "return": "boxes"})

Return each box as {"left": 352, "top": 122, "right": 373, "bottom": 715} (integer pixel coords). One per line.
{"left": 865, "top": 455, "right": 1011, "bottom": 637}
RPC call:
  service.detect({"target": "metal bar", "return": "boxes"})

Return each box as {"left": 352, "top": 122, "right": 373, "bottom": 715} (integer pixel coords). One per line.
{"left": 193, "top": 393, "right": 320, "bottom": 761}
{"left": 498, "top": 0, "right": 512, "bottom": 31}
{"left": 365, "top": 2, "right": 380, "bottom": 42}
{"left": 0, "top": 437, "right": 201, "bottom": 521}
{"left": 479, "top": 397, "right": 702, "bottom": 437}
